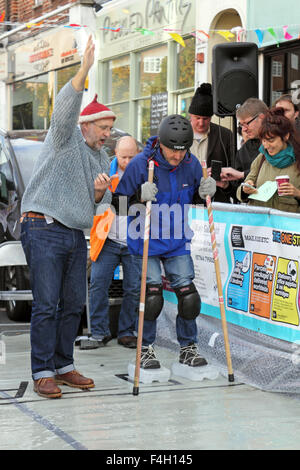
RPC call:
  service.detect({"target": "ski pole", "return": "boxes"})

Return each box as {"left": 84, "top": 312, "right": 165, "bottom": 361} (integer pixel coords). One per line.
{"left": 133, "top": 161, "right": 155, "bottom": 395}
{"left": 201, "top": 161, "right": 234, "bottom": 382}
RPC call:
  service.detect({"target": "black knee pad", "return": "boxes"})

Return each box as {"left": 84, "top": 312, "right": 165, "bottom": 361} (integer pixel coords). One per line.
{"left": 174, "top": 283, "right": 201, "bottom": 320}
{"left": 144, "top": 284, "right": 164, "bottom": 321}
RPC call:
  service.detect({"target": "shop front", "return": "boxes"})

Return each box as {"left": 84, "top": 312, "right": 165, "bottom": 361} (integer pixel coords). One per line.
{"left": 8, "top": 28, "right": 81, "bottom": 130}
{"left": 95, "top": 0, "right": 196, "bottom": 144}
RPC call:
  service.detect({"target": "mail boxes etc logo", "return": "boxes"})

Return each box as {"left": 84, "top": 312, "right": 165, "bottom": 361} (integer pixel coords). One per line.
{"left": 231, "top": 226, "right": 244, "bottom": 248}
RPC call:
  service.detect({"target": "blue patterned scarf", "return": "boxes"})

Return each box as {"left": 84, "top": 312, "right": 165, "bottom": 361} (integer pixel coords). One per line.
{"left": 259, "top": 143, "right": 296, "bottom": 168}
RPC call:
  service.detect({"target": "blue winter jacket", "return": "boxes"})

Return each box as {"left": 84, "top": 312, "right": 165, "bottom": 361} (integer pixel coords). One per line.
{"left": 114, "top": 136, "right": 203, "bottom": 257}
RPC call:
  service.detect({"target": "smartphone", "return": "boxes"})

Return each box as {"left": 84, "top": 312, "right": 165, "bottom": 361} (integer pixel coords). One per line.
{"left": 242, "top": 182, "right": 256, "bottom": 190}
{"left": 211, "top": 160, "right": 222, "bottom": 181}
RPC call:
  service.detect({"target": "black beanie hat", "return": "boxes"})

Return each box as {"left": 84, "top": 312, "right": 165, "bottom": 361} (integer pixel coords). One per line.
{"left": 188, "top": 83, "right": 213, "bottom": 117}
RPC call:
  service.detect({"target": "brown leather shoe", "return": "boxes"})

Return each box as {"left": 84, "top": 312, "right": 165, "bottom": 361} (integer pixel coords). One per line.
{"left": 34, "top": 377, "right": 62, "bottom": 399}
{"left": 117, "top": 336, "right": 137, "bottom": 349}
{"left": 55, "top": 370, "right": 95, "bottom": 389}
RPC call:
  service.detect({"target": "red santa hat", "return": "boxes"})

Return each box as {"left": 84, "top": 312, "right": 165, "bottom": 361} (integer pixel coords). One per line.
{"left": 79, "top": 94, "right": 116, "bottom": 123}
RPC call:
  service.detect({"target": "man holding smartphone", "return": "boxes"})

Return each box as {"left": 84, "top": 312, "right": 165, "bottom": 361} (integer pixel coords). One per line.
{"left": 189, "top": 83, "right": 233, "bottom": 203}
{"left": 221, "top": 98, "right": 268, "bottom": 202}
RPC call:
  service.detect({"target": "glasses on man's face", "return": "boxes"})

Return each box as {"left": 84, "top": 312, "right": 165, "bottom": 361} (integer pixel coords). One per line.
{"left": 239, "top": 114, "right": 258, "bottom": 129}
{"left": 91, "top": 122, "right": 113, "bottom": 132}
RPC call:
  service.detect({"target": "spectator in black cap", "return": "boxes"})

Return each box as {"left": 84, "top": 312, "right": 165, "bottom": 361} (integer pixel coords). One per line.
{"left": 189, "top": 83, "right": 234, "bottom": 203}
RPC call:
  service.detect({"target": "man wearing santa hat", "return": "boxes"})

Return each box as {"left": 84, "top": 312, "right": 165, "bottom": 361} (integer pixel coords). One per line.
{"left": 20, "top": 36, "right": 116, "bottom": 399}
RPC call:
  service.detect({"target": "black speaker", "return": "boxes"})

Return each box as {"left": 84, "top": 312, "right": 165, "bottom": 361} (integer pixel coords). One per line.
{"left": 212, "top": 42, "right": 258, "bottom": 117}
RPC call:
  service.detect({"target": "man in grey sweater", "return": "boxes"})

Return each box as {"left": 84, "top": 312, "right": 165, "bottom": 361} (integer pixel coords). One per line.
{"left": 20, "top": 36, "right": 116, "bottom": 398}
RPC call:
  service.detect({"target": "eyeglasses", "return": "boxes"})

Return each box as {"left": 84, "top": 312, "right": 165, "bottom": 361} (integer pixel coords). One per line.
{"left": 91, "top": 122, "right": 113, "bottom": 132}
{"left": 239, "top": 114, "right": 258, "bottom": 129}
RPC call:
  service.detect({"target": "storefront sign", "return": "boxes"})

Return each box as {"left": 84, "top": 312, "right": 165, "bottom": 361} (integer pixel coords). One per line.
{"left": 97, "top": 0, "right": 195, "bottom": 58}
{"left": 14, "top": 29, "right": 80, "bottom": 80}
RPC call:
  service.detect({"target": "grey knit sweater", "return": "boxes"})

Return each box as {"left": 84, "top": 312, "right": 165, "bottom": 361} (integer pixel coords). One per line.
{"left": 21, "top": 80, "right": 111, "bottom": 230}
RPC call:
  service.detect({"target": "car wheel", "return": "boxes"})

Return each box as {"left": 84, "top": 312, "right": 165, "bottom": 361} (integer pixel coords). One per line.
{"left": 4, "top": 266, "right": 31, "bottom": 321}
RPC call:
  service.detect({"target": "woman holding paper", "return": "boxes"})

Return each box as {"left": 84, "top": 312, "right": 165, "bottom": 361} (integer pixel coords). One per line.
{"left": 237, "top": 107, "right": 300, "bottom": 213}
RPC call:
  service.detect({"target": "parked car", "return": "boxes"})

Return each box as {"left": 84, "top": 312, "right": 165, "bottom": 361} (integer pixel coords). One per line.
{"left": 0, "top": 129, "right": 46, "bottom": 321}
{"left": 0, "top": 127, "right": 137, "bottom": 324}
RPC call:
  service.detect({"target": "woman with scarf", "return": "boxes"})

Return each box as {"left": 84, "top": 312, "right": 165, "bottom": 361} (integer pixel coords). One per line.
{"left": 236, "top": 107, "right": 300, "bottom": 213}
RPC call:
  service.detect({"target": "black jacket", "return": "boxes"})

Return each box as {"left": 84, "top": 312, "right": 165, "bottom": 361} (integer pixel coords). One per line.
{"left": 230, "top": 138, "right": 261, "bottom": 202}
{"left": 234, "top": 138, "right": 261, "bottom": 179}
{"left": 207, "top": 123, "right": 234, "bottom": 203}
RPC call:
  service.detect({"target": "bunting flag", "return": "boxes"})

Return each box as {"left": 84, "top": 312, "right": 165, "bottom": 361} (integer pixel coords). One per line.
{"left": 26, "top": 20, "right": 43, "bottom": 29}
{"left": 217, "top": 30, "right": 235, "bottom": 41}
{"left": 255, "top": 28, "right": 265, "bottom": 47}
{"left": 168, "top": 32, "right": 185, "bottom": 47}
{"left": 0, "top": 7, "right": 299, "bottom": 50}
{"left": 99, "top": 26, "right": 121, "bottom": 31}
{"left": 267, "top": 27, "right": 280, "bottom": 46}
{"left": 231, "top": 26, "right": 245, "bottom": 42}
{"left": 136, "top": 27, "right": 154, "bottom": 36}
{"left": 283, "top": 25, "right": 293, "bottom": 40}
{"left": 163, "top": 28, "right": 182, "bottom": 32}
{"left": 198, "top": 30, "right": 210, "bottom": 39}
{"left": 191, "top": 32, "right": 203, "bottom": 41}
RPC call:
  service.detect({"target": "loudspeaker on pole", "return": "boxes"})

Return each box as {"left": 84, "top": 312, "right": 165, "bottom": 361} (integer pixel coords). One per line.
{"left": 212, "top": 42, "right": 258, "bottom": 117}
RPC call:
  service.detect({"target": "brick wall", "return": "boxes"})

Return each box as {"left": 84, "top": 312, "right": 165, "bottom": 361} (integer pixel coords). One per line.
{"left": 0, "top": 0, "right": 78, "bottom": 23}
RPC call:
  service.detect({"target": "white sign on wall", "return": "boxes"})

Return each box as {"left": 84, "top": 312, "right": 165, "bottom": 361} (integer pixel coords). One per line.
{"left": 14, "top": 28, "right": 81, "bottom": 80}
{"left": 97, "top": 0, "right": 195, "bottom": 58}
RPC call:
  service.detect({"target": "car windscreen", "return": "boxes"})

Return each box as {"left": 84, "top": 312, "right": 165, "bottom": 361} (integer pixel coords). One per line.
{"left": 10, "top": 139, "right": 44, "bottom": 188}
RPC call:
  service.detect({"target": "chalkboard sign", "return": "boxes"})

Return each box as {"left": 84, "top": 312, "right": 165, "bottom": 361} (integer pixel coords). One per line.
{"left": 150, "top": 92, "right": 168, "bottom": 136}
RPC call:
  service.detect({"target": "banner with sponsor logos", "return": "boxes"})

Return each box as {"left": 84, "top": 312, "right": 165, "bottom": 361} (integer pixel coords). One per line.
{"left": 163, "top": 203, "right": 300, "bottom": 343}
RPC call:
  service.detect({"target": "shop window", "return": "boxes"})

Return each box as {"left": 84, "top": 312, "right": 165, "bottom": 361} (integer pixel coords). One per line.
{"left": 270, "top": 55, "right": 285, "bottom": 104}
{"left": 102, "top": 56, "right": 130, "bottom": 134}
{"left": 13, "top": 103, "right": 33, "bottom": 130}
{"left": 176, "top": 36, "right": 195, "bottom": 90}
{"left": 264, "top": 45, "right": 300, "bottom": 106}
{"left": 139, "top": 45, "right": 168, "bottom": 97}
{"left": 107, "top": 56, "right": 130, "bottom": 103}
{"left": 137, "top": 98, "right": 151, "bottom": 145}
{"left": 144, "top": 57, "right": 162, "bottom": 74}
{"left": 272, "top": 61, "right": 283, "bottom": 77}
{"left": 136, "top": 45, "right": 168, "bottom": 144}
{"left": 12, "top": 73, "right": 51, "bottom": 130}
{"left": 101, "top": 37, "right": 195, "bottom": 142}
{"left": 108, "top": 102, "right": 129, "bottom": 135}
{"left": 178, "top": 93, "right": 193, "bottom": 119}
{"left": 57, "top": 63, "right": 81, "bottom": 94}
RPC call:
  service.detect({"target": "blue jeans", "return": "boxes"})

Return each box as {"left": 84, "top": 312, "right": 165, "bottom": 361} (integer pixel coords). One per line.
{"left": 89, "top": 238, "right": 140, "bottom": 339}
{"left": 141, "top": 254, "right": 198, "bottom": 347}
{"left": 21, "top": 217, "right": 87, "bottom": 380}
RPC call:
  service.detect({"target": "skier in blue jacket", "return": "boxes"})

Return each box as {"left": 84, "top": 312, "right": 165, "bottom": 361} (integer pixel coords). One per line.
{"left": 113, "top": 115, "right": 216, "bottom": 369}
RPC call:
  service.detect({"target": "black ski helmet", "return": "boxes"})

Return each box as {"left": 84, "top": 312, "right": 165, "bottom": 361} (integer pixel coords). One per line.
{"left": 158, "top": 114, "right": 193, "bottom": 150}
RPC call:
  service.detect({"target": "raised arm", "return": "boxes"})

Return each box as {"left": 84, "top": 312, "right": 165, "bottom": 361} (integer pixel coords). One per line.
{"left": 50, "top": 36, "right": 95, "bottom": 149}
{"left": 72, "top": 35, "right": 95, "bottom": 92}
